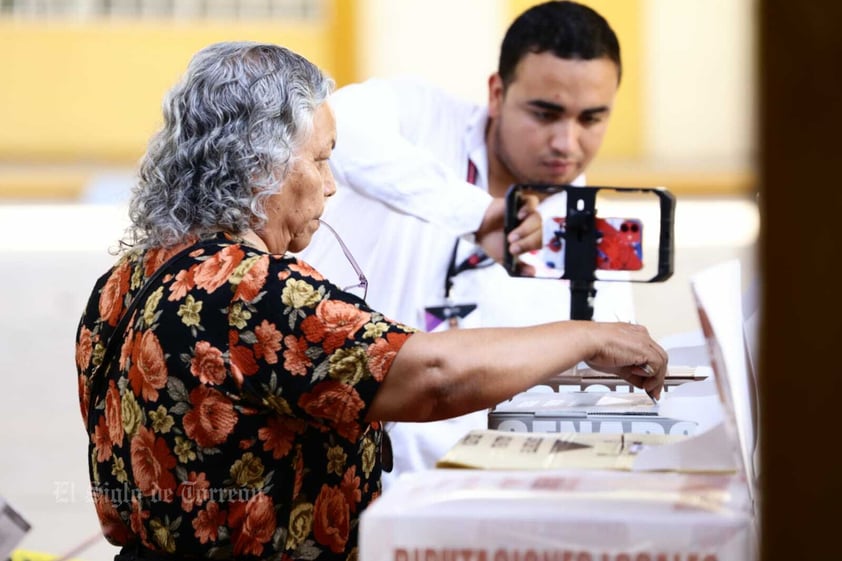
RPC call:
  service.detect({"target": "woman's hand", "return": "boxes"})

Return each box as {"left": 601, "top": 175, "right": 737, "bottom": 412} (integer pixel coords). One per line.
{"left": 583, "top": 322, "right": 668, "bottom": 399}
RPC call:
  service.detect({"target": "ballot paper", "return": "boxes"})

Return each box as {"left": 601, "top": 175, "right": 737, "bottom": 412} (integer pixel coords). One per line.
{"left": 436, "top": 429, "right": 693, "bottom": 472}
{"left": 540, "top": 364, "right": 710, "bottom": 393}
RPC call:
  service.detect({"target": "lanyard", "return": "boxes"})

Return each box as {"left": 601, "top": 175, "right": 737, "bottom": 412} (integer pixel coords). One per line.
{"left": 444, "top": 160, "right": 493, "bottom": 298}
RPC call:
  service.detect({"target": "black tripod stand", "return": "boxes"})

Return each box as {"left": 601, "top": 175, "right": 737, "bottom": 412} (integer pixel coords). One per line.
{"left": 561, "top": 187, "right": 600, "bottom": 321}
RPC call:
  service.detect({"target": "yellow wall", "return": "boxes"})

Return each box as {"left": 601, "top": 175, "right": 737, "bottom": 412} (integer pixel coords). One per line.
{"left": 506, "top": 0, "right": 643, "bottom": 160}
{"left": 0, "top": 1, "right": 751, "bottom": 199}
{"left": 0, "top": 15, "right": 347, "bottom": 164}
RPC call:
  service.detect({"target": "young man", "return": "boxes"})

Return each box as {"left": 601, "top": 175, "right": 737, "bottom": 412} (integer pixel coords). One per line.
{"left": 298, "top": 1, "right": 633, "bottom": 487}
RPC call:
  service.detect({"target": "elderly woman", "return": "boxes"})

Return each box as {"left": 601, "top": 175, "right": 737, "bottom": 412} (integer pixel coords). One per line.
{"left": 75, "top": 42, "right": 667, "bottom": 561}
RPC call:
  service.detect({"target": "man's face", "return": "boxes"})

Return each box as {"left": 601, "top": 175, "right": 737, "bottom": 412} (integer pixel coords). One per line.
{"left": 487, "top": 51, "right": 619, "bottom": 186}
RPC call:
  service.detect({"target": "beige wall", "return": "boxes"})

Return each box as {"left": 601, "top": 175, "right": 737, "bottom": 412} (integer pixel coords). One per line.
{"left": 356, "top": 0, "right": 503, "bottom": 104}
{"left": 644, "top": 0, "right": 757, "bottom": 166}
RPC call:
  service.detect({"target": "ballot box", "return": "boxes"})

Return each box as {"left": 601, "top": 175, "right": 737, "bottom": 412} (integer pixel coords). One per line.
{"left": 362, "top": 260, "right": 759, "bottom": 561}
{"left": 488, "top": 390, "right": 701, "bottom": 436}
{"left": 360, "top": 468, "right": 755, "bottom": 561}
{"left": 540, "top": 365, "right": 710, "bottom": 393}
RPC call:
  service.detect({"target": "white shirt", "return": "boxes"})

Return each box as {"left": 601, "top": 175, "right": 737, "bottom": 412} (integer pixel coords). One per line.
{"left": 297, "top": 76, "right": 635, "bottom": 489}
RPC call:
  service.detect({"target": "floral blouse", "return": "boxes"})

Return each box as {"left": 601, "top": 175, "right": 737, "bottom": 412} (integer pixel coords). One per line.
{"left": 75, "top": 233, "right": 417, "bottom": 561}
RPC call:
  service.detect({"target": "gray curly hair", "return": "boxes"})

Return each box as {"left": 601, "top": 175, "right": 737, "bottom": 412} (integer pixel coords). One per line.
{"left": 125, "top": 41, "right": 334, "bottom": 249}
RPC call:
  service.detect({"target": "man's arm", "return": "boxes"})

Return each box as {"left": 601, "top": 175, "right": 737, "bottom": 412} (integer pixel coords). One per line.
{"left": 329, "top": 77, "right": 540, "bottom": 257}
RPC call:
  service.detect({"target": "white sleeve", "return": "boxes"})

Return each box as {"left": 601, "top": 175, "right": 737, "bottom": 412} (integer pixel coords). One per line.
{"left": 328, "top": 77, "right": 492, "bottom": 238}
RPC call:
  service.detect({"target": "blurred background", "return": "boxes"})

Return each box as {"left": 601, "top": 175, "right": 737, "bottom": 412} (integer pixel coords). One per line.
{"left": 0, "top": 1, "right": 758, "bottom": 559}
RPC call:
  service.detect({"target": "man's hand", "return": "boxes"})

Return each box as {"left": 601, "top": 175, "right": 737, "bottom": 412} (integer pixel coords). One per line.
{"left": 476, "top": 196, "right": 542, "bottom": 263}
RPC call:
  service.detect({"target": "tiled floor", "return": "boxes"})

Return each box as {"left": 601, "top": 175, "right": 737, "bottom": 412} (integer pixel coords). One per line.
{"left": 0, "top": 197, "right": 758, "bottom": 560}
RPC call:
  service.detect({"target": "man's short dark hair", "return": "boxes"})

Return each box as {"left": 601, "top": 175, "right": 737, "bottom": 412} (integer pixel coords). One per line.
{"left": 498, "top": 1, "right": 621, "bottom": 87}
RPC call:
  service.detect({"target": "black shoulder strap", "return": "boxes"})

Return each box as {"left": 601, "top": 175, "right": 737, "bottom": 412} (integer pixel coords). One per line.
{"left": 86, "top": 240, "right": 214, "bottom": 432}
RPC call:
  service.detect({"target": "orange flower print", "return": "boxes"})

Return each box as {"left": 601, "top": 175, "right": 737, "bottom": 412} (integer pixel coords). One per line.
{"left": 193, "top": 501, "right": 226, "bottom": 544}
{"left": 93, "top": 492, "right": 132, "bottom": 545}
{"left": 193, "top": 245, "right": 244, "bottom": 293}
{"left": 254, "top": 320, "right": 283, "bottom": 365}
{"left": 99, "top": 260, "right": 131, "bottom": 327}
{"left": 143, "top": 241, "right": 197, "bottom": 278}
{"left": 232, "top": 255, "right": 268, "bottom": 302}
{"left": 168, "top": 266, "right": 196, "bottom": 302}
{"left": 312, "top": 484, "right": 350, "bottom": 554}
{"left": 257, "top": 416, "right": 306, "bottom": 460}
{"left": 142, "top": 246, "right": 168, "bottom": 278}
{"left": 230, "top": 493, "right": 277, "bottom": 557}
{"left": 283, "top": 334, "right": 312, "bottom": 376}
{"left": 119, "top": 327, "right": 134, "bottom": 371}
{"left": 76, "top": 325, "right": 93, "bottom": 371}
{"left": 229, "top": 330, "right": 259, "bottom": 383}
{"left": 78, "top": 374, "right": 89, "bottom": 426}
{"left": 300, "top": 300, "right": 371, "bottom": 354}
{"left": 290, "top": 260, "right": 326, "bottom": 281}
{"left": 130, "top": 426, "right": 177, "bottom": 501}
{"left": 190, "top": 341, "right": 226, "bottom": 385}
{"left": 298, "top": 381, "right": 365, "bottom": 441}
{"left": 129, "top": 495, "right": 149, "bottom": 543}
{"left": 367, "top": 332, "right": 412, "bottom": 381}
{"left": 105, "top": 380, "right": 124, "bottom": 446}
{"left": 128, "top": 330, "right": 168, "bottom": 402}
{"left": 340, "top": 466, "right": 362, "bottom": 514}
{"left": 183, "top": 385, "right": 237, "bottom": 448}
{"left": 93, "top": 416, "right": 113, "bottom": 462}
{"left": 178, "top": 471, "right": 211, "bottom": 513}
{"left": 293, "top": 446, "right": 304, "bottom": 497}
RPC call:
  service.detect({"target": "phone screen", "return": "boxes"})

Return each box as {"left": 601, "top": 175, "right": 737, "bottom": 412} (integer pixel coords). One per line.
{"left": 541, "top": 216, "right": 644, "bottom": 272}
{"left": 504, "top": 184, "right": 674, "bottom": 283}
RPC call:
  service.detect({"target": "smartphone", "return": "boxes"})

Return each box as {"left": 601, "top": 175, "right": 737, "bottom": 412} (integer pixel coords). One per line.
{"left": 504, "top": 184, "right": 674, "bottom": 284}
{"left": 543, "top": 216, "right": 644, "bottom": 272}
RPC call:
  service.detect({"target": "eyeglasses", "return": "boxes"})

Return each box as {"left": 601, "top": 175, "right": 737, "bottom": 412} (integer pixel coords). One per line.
{"left": 320, "top": 219, "right": 392, "bottom": 472}
{"left": 318, "top": 219, "right": 368, "bottom": 301}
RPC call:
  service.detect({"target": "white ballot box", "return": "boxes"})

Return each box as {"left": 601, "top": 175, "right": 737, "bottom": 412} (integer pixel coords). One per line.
{"left": 360, "top": 259, "right": 760, "bottom": 561}
{"left": 488, "top": 391, "right": 700, "bottom": 436}
{"left": 540, "top": 365, "right": 709, "bottom": 393}
{"left": 360, "top": 469, "right": 755, "bottom": 561}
